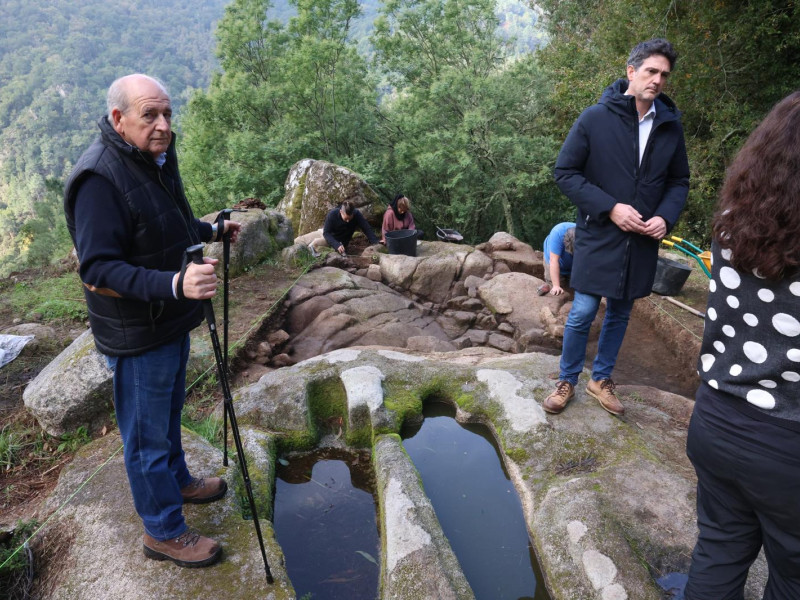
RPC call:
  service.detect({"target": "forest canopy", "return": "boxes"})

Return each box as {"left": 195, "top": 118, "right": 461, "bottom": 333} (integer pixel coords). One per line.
{"left": 0, "top": 0, "right": 229, "bottom": 276}
{"left": 179, "top": 0, "right": 799, "bottom": 249}
{"left": 1, "top": 0, "right": 798, "bottom": 277}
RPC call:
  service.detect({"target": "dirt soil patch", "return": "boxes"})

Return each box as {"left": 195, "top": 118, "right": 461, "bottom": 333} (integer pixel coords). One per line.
{"left": 620, "top": 262, "right": 708, "bottom": 397}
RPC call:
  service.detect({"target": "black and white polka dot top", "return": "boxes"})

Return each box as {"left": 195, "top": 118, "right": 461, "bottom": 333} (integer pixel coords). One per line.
{"left": 698, "top": 242, "right": 800, "bottom": 425}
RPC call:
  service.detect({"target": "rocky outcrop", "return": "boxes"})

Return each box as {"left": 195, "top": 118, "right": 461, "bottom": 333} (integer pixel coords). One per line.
{"left": 22, "top": 329, "right": 112, "bottom": 437}
{"left": 275, "top": 234, "right": 583, "bottom": 366}
{"left": 34, "top": 347, "right": 766, "bottom": 599}
{"left": 374, "top": 435, "right": 474, "bottom": 600}
{"left": 24, "top": 208, "right": 747, "bottom": 600}
{"left": 202, "top": 208, "right": 293, "bottom": 277}
{"left": 278, "top": 159, "right": 381, "bottom": 237}
{"left": 477, "top": 232, "right": 543, "bottom": 278}
{"left": 478, "top": 272, "right": 569, "bottom": 339}
{"left": 22, "top": 232, "right": 571, "bottom": 445}
{"left": 282, "top": 267, "right": 452, "bottom": 363}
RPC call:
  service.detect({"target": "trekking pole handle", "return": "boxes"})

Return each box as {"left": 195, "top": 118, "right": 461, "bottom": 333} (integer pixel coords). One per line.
{"left": 186, "top": 243, "right": 205, "bottom": 266}
{"left": 176, "top": 243, "right": 205, "bottom": 301}
{"left": 214, "top": 208, "right": 248, "bottom": 242}
{"left": 184, "top": 244, "right": 216, "bottom": 325}
{"left": 214, "top": 210, "right": 231, "bottom": 242}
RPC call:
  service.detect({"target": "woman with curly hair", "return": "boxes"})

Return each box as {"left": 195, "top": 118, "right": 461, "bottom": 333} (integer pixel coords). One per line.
{"left": 685, "top": 91, "right": 800, "bottom": 599}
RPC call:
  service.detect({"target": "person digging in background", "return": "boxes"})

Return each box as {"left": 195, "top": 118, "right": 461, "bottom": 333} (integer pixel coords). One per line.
{"left": 684, "top": 90, "right": 800, "bottom": 600}
{"left": 64, "top": 74, "right": 240, "bottom": 568}
{"left": 538, "top": 222, "right": 575, "bottom": 296}
{"left": 542, "top": 38, "right": 689, "bottom": 417}
{"left": 308, "top": 200, "right": 380, "bottom": 256}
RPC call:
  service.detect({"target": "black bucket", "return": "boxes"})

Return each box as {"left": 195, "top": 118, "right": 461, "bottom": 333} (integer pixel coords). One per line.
{"left": 385, "top": 229, "right": 418, "bottom": 257}
{"left": 652, "top": 256, "right": 692, "bottom": 296}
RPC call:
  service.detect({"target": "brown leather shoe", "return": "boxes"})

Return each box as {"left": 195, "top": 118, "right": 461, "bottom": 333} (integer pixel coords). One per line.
{"left": 143, "top": 531, "right": 222, "bottom": 568}
{"left": 542, "top": 381, "right": 574, "bottom": 414}
{"left": 181, "top": 477, "right": 228, "bottom": 504}
{"left": 586, "top": 378, "right": 625, "bottom": 416}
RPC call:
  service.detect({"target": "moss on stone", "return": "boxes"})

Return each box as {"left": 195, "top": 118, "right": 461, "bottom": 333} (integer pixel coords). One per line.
{"left": 306, "top": 376, "right": 347, "bottom": 438}
{"left": 505, "top": 446, "right": 530, "bottom": 463}
{"left": 550, "top": 432, "right": 601, "bottom": 472}
{"left": 65, "top": 335, "right": 96, "bottom": 367}
{"left": 346, "top": 423, "right": 373, "bottom": 449}
{"left": 308, "top": 377, "right": 347, "bottom": 421}
{"left": 175, "top": 517, "right": 295, "bottom": 598}
{"left": 230, "top": 437, "right": 275, "bottom": 522}
{"left": 275, "top": 430, "right": 317, "bottom": 453}
{"left": 382, "top": 380, "right": 423, "bottom": 431}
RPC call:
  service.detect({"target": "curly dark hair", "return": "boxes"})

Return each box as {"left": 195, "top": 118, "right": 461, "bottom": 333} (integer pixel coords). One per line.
{"left": 713, "top": 90, "right": 800, "bottom": 280}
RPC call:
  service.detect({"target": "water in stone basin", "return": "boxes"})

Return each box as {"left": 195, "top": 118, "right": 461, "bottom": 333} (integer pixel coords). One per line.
{"left": 402, "top": 402, "right": 550, "bottom": 600}
{"left": 273, "top": 448, "right": 380, "bottom": 600}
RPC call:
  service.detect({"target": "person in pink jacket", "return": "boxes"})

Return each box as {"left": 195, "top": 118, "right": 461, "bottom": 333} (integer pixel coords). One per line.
{"left": 381, "top": 194, "right": 422, "bottom": 243}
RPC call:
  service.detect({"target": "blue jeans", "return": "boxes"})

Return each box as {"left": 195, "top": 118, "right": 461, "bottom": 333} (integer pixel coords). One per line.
{"left": 559, "top": 291, "right": 634, "bottom": 385}
{"left": 106, "top": 334, "right": 192, "bottom": 541}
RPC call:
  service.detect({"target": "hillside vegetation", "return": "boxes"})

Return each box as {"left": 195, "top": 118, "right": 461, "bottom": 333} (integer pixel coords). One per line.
{"left": 0, "top": 0, "right": 229, "bottom": 276}
{"left": 1, "top": 0, "right": 798, "bottom": 278}
{"left": 180, "top": 0, "right": 799, "bottom": 249}
{"left": 0, "top": 0, "right": 540, "bottom": 277}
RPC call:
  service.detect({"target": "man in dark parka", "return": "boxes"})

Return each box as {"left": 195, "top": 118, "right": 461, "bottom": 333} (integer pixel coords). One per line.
{"left": 543, "top": 39, "right": 689, "bottom": 416}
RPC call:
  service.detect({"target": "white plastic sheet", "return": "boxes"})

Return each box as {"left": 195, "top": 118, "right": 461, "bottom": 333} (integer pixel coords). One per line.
{"left": 0, "top": 334, "right": 34, "bottom": 368}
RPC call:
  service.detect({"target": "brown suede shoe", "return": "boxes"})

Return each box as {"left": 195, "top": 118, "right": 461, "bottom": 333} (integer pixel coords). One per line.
{"left": 586, "top": 378, "right": 625, "bottom": 416}
{"left": 181, "top": 477, "right": 228, "bottom": 505}
{"left": 542, "top": 381, "right": 575, "bottom": 414}
{"left": 143, "top": 531, "right": 222, "bottom": 568}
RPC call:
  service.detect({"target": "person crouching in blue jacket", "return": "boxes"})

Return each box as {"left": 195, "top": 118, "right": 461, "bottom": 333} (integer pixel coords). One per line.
{"left": 542, "top": 39, "right": 690, "bottom": 417}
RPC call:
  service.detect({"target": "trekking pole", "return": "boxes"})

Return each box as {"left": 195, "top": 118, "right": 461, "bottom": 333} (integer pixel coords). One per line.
{"left": 185, "top": 243, "right": 274, "bottom": 584}
{"left": 214, "top": 208, "right": 247, "bottom": 466}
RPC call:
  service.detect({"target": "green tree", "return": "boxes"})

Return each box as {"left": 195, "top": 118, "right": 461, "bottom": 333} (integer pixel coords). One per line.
{"left": 535, "top": 0, "right": 800, "bottom": 245}
{"left": 371, "top": 0, "right": 562, "bottom": 244}
{"left": 19, "top": 178, "right": 73, "bottom": 269}
{"left": 0, "top": 0, "right": 229, "bottom": 276}
{"left": 179, "top": 0, "right": 380, "bottom": 214}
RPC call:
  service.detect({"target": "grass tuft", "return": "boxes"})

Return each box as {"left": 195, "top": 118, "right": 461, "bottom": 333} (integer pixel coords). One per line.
{"left": 7, "top": 273, "right": 87, "bottom": 323}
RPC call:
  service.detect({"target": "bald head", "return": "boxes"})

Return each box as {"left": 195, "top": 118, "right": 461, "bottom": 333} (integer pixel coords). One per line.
{"left": 107, "top": 74, "right": 169, "bottom": 116}
{"left": 108, "top": 74, "right": 173, "bottom": 157}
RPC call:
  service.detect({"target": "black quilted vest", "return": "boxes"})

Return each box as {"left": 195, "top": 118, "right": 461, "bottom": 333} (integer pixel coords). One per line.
{"left": 64, "top": 117, "right": 203, "bottom": 356}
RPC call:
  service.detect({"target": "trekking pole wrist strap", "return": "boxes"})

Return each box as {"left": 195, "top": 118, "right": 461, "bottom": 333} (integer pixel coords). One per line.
{"left": 176, "top": 253, "right": 189, "bottom": 300}
{"left": 214, "top": 212, "right": 226, "bottom": 242}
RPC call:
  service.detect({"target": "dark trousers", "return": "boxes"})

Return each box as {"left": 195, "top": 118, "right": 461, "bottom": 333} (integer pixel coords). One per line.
{"left": 685, "top": 384, "right": 800, "bottom": 600}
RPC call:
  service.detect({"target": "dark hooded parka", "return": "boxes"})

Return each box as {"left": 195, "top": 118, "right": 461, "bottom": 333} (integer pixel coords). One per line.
{"left": 554, "top": 78, "right": 689, "bottom": 300}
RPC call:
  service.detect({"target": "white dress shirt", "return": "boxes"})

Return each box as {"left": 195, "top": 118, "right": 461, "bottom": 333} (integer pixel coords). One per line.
{"left": 638, "top": 103, "right": 656, "bottom": 165}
